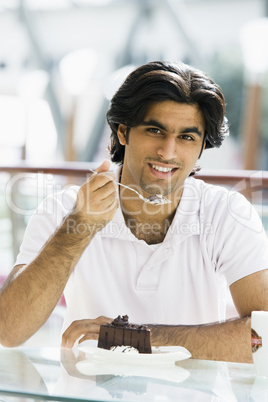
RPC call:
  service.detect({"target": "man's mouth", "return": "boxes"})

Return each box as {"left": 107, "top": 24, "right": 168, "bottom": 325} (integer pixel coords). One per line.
{"left": 149, "top": 163, "right": 178, "bottom": 174}
{"left": 151, "top": 164, "right": 174, "bottom": 173}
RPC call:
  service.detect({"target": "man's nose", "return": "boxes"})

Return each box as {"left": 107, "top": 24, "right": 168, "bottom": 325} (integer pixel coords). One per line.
{"left": 156, "top": 137, "right": 177, "bottom": 160}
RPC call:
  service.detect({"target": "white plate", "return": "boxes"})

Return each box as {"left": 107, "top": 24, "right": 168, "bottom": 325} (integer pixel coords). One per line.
{"left": 76, "top": 358, "right": 190, "bottom": 383}
{"left": 77, "top": 340, "right": 191, "bottom": 365}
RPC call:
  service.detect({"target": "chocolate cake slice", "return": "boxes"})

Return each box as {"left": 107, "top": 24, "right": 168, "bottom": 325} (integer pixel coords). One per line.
{"left": 98, "top": 315, "right": 152, "bottom": 354}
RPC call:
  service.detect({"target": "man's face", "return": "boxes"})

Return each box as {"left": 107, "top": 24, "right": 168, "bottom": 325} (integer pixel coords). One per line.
{"left": 117, "top": 100, "right": 205, "bottom": 199}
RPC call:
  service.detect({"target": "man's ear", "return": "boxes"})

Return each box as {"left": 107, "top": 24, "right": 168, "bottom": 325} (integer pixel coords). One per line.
{"left": 117, "top": 124, "right": 128, "bottom": 146}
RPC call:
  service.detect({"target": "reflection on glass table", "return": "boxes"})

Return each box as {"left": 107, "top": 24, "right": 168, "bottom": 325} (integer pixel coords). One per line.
{"left": 0, "top": 345, "right": 268, "bottom": 401}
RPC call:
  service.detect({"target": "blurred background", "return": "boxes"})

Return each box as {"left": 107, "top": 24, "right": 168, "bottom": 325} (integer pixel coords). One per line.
{"left": 1, "top": 0, "right": 268, "bottom": 168}
{"left": 1, "top": 0, "right": 268, "bottom": 345}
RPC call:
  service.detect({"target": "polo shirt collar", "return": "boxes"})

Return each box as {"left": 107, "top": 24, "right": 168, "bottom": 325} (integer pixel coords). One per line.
{"left": 166, "top": 176, "right": 201, "bottom": 244}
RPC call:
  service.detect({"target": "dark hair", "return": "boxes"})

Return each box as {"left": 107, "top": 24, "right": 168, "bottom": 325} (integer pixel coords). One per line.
{"left": 107, "top": 61, "right": 229, "bottom": 164}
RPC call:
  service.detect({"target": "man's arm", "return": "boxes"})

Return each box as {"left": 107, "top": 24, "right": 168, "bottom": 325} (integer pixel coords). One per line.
{"left": 149, "top": 316, "right": 251, "bottom": 362}
{"left": 150, "top": 269, "right": 268, "bottom": 363}
{"left": 0, "top": 161, "right": 118, "bottom": 347}
{"left": 61, "top": 270, "right": 268, "bottom": 363}
{"left": 61, "top": 315, "right": 251, "bottom": 362}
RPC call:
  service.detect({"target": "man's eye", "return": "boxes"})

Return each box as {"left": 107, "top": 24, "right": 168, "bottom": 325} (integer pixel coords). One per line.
{"left": 180, "top": 134, "right": 194, "bottom": 141}
{"left": 147, "top": 128, "right": 162, "bottom": 134}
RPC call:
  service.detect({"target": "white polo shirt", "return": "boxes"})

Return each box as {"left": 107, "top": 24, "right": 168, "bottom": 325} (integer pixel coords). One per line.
{"left": 15, "top": 169, "right": 268, "bottom": 332}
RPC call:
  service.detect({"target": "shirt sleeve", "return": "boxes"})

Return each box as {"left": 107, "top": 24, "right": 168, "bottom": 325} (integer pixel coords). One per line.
{"left": 14, "top": 186, "right": 78, "bottom": 267}
{"left": 208, "top": 189, "right": 268, "bottom": 286}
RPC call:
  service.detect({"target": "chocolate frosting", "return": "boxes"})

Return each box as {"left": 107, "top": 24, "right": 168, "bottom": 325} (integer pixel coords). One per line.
{"left": 112, "top": 315, "right": 129, "bottom": 327}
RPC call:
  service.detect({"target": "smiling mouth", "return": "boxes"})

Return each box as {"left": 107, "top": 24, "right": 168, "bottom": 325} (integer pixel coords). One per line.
{"left": 149, "top": 163, "right": 177, "bottom": 173}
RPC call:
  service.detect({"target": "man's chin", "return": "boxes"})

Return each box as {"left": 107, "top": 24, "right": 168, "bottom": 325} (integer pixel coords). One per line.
{"left": 140, "top": 177, "right": 176, "bottom": 197}
{"left": 142, "top": 186, "right": 172, "bottom": 197}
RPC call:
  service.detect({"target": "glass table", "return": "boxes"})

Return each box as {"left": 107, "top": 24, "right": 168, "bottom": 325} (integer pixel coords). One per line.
{"left": 0, "top": 345, "right": 267, "bottom": 401}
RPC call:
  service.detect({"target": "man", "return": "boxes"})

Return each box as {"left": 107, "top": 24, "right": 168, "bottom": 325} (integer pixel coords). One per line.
{"left": 0, "top": 61, "right": 268, "bottom": 363}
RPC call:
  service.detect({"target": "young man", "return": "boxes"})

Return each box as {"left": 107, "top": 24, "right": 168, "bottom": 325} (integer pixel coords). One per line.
{"left": 1, "top": 61, "right": 268, "bottom": 362}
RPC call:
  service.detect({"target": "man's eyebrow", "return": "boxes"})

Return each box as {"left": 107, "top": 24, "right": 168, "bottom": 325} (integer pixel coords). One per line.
{"left": 181, "top": 127, "right": 203, "bottom": 137}
{"left": 141, "top": 119, "right": 203, "bottom": 137}
{"left": 141, "top": 119, "right": 167, "bottom": 131}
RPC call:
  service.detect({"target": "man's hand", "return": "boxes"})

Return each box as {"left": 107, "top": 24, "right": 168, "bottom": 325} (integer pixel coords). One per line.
{"left": 61, "top": 316, "right": 112, "bottom": 348}
{"left": 72, "top": 160, "right": 119, "bottom": 235}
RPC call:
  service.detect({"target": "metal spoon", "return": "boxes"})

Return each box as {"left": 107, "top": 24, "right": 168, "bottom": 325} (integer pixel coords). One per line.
{"left": 89, "top": 169, "right": 171, "bottom": 205}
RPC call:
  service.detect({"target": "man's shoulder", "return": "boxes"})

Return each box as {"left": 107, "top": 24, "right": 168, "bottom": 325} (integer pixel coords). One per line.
{"left": 186, "top": 176, "right": 230, "bottom": 200}
{"left": 186, "top": 176, "right": 262, "bottom": 232}
{"left": 185, "top": 176, "right": 250, "bottom": 214}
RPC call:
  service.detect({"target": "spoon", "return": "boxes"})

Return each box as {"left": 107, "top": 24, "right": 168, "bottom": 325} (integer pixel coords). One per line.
{"left": 88, "top": 169, "right": 171, "bottom": 205}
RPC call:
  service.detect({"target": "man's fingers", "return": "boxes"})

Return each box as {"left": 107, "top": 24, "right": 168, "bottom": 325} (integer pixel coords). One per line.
{"left": 61, "top": 316, "right": 112, "bottom": 348}
{"left": 78, "top": 333, "right": 99, "bottom": 344}
{"left": 81, "top": 183, "right": 118, "bottom": 216}
{"left": 88, "top": 161, "right": 116, "bottom": 193}
{"left": 94, "top": 159, "right": 111, "bottom": 174}
{"left": 90, "top": 177, "right": 116, "bottom": 196}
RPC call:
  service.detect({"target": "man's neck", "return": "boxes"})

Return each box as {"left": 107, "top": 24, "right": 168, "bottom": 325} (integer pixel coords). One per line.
{"left": 120, "top": 191, "right": 180, "bottom": 244}
{"left": 122, "top": 210, "right": 176, "bottom": 244}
